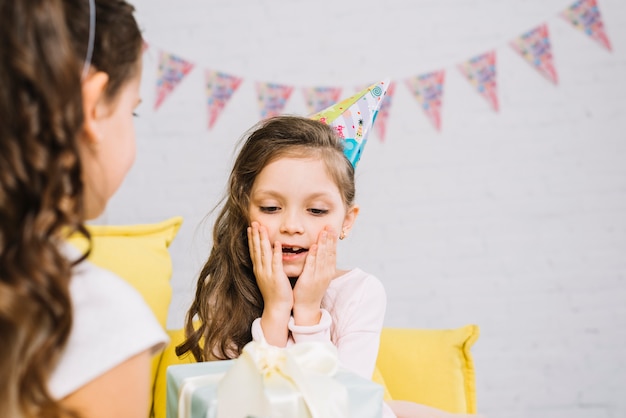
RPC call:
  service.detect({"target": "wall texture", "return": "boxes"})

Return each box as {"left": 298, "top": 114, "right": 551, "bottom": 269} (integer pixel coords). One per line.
{"left": 104, "top": 1, "right": 626, "bottom": 416}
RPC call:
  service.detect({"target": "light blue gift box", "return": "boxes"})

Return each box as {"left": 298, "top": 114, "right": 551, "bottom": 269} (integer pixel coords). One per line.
{"left": 166, "top": 360, "right": 383, "bottom": 418}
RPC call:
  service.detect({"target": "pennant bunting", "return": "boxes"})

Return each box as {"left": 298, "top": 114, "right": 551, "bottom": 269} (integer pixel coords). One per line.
{"left": 256, "top": 82, "right": 294, "bottom": 119}
{"left": 303, "top": 86, "right": 342, "bottom": 115}
{"left": 155, "top": 51, "right": 195, "bottom": 110}
{"left": 405, "top": 71, "right": 445, "bottom": 131}
{"left": 510, "top": 24, "right": 558, "bottom": 84}
{"left": 144, "top": 0, "right": 615, "bottom": 134}
{"left": 458, "top": 51, "right": 499, "bottom": 111}
{"left": 205, "top": 70, "right": 243, "bottom": 129}
{"left": 561, "top": 0, "right": 611, "bottom": 51}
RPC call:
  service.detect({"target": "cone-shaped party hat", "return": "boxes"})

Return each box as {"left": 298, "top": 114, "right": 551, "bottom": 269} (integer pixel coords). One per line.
{"left": 310, "top": 79, "right": 390, "bottom": 168}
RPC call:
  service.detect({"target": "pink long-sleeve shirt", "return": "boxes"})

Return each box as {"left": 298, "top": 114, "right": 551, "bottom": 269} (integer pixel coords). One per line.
{"left": 251, "top": 268, "right": 386, "bottom": 378}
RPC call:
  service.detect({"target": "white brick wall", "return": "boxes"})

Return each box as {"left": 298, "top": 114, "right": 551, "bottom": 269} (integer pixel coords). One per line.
{"left": 102, "top": 0, "right": 626, "bottom": 416}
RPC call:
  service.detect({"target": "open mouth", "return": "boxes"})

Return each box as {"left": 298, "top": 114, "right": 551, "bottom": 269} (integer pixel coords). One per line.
{"left": 281, "top": 246, "right": 308, "bottom": 254}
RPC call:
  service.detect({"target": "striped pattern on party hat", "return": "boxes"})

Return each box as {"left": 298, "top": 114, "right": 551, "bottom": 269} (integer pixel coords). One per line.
{"left": 310, "top": 79, "right": 390, "bottom": 168}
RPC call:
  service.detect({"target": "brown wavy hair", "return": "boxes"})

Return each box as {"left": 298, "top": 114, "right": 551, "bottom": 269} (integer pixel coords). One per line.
{"left": 177, "top": 115, "right": 356, "bottom": 362}
{"left": 0, "top": 0, "right": 142, "bottom": 417}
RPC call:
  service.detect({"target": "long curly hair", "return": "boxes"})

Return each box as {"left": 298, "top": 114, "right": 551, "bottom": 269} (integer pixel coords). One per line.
{"left": 0, "top": 0, "right": 142, "bottom": 416}
{"left": 177, "top": 115, "right": 357, "bottom": 362}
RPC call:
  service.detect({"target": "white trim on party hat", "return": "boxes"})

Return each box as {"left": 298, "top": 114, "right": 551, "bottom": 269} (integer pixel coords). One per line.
{"left": 310, "top": 79, "right": 390, "bottom": 168}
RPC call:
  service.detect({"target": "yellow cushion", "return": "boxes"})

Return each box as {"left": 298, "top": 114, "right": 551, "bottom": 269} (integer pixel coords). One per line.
{"left": 372, "top": 366, "right": 393, "bottom": 401}
{"left": 153, "top": 328, "right": 196, "bottom": 418}
{"left": 376, "top": 325, "right": 479, "bottom": 414}
{"left": 66, "top": 216, "right": 183, "bottom": 415}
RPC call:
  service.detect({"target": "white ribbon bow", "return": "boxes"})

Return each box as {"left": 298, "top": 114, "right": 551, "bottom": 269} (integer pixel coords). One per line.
{"left": 216, "top": 341, "right": 349, "bottom": 418}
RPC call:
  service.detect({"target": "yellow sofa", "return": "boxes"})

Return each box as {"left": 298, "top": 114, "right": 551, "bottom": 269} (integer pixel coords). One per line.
{"left": 69, "top": 217, "right": 479, "bottom": 417}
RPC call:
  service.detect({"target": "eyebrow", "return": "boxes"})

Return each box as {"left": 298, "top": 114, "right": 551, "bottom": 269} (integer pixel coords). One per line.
{"left": 252, "top": 190, "right": 334, "bottom": 200}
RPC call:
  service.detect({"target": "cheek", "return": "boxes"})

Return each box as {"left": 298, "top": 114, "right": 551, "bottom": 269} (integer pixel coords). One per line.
{"left": 126, "top": 135, "right": 137, "bottom": 170}
{"left": 120, "top": 118, "right": 137, "bottom": 170}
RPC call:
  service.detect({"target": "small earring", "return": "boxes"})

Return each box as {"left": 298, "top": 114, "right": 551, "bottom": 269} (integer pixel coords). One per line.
{"left": 339, "top": 229, "right": 347, "bottom": 240}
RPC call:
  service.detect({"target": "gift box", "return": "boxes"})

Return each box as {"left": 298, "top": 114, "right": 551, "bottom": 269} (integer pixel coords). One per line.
{"left": 166, "top": 342, "right": 383, "bottom": 418}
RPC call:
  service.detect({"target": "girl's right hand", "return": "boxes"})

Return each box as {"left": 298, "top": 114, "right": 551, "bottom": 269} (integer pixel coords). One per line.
{"left": 247, "top": 222, "right": 293, "bottom": 317}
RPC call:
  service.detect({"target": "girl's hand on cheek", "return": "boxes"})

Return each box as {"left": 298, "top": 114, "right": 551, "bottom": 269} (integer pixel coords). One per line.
{"left": 292, "top": 226, "right": 337, "bottom": 325}
{"left": 247, "top": 222, "right": 293, "bottom": 315}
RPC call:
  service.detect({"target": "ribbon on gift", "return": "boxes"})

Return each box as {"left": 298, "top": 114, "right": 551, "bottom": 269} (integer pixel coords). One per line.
{"left": 215, "top": 341, "right": 349, "bottom": 418}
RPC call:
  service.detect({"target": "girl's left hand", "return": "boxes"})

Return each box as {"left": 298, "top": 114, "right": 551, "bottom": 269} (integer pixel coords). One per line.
{"left": 292, "top": 226, "right": 338, "bottom": 325}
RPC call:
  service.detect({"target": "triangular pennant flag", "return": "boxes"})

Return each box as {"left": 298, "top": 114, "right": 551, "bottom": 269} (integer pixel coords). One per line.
{"left": 405, "top": 71, "right": 445, "bottom": 131}
{"left": 205, "top": 70, "right": 243, "bottom": 129}
{"left": 302, "top": 86, "right": 342, "bottom": 115}
{"left": 154, "top": 51, "right": 194, "bottom": 110}
{"left": 561, "top": 0, "right": 611, "bottom": 51}
{"left": 311, "top": 79, "right": 390, "bottom": 167}
{"left": 510, "top": 24, "right": 558, "bottom": 84}
{"left": 458, "top": 51, "right": 499, "bottom": 112}
{"left": 256, "top": 82, "right": 294, "bottom": 119}
{"left": 356, "top": 81, "right": 396, "bottom": 142}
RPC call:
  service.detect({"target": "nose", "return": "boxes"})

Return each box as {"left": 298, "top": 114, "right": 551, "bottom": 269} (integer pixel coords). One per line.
{"left": 279, "top": 209, "right": 304, "bottom": 235}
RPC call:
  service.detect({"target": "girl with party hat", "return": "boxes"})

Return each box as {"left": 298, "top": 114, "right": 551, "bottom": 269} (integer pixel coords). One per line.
{"left": 178, "top": 83, "right": 482, "bottom": 417}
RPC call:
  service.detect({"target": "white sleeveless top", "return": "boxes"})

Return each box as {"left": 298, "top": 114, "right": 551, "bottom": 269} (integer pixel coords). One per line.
{"left": 48, "top": 244, "right": 168, "bottom": 399}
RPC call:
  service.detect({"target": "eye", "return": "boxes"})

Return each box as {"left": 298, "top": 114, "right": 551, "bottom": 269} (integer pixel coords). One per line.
{"left": 308, "top": 208, "right": 329, "bottom": 216}
{"left": 260, "top": 206, "right": 280, "bottom": 213}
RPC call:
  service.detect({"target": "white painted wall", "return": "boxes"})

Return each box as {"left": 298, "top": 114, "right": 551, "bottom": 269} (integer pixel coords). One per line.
{"left": 102, "top": 1, "right": 626, "bottom": 416}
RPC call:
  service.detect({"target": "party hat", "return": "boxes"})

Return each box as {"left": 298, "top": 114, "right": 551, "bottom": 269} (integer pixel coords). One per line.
{"left": 310, "top": 79, "right": 390, "bottom": 167}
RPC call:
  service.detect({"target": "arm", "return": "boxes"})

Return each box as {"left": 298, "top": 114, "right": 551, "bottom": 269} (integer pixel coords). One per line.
{"left": 251, "top": 309, "right": 333, "bottom": 345}
{"left": 61, "top": 350, "right": 152, "bottom": 418}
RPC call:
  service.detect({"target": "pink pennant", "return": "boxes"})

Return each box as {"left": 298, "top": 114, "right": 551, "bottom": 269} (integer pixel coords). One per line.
{"left": 458, "top": 51, "right": 499, "bottom": 112}
{"left": 510, "top": 24, "right": 558, "bottom": 84}
{"left": 256, "top": 82, "right": 294, "bottom": 119}
{"left": 205, "top": 70, "right": 243, "bottom": 129}
{"left": 405, "top": 72, "right": 445, "bottom": 131}
{"left": 303, "top": 86, "right": 342, "bottom": 115}
{"left": 154, "top": 51, "right": 194, "bottom": 110}
{"left": 561, "top": 0, "right": 611, "bottom": 51}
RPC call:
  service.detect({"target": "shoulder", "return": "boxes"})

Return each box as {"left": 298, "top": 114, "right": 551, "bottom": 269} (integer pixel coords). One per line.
{"left": 325, "top": 268, "right": 387, "bottom": 338}
{"left": 326, "top": 268, "right": 387, "bottom": 312}
{"left": 49, "top": 244, "right": 168, "bottom": 399}
{"left": 331, "top": 268, "right": 386, "bottom": 297}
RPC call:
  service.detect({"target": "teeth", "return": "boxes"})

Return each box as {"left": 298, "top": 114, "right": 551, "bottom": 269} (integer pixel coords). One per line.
{"left": 283, "top": 246, "right": 304, "bottom": 253}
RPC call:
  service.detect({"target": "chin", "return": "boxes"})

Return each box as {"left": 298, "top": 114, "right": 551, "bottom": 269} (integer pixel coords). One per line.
{"left": 283, "top": 267, "right": 304, "bottom": 279}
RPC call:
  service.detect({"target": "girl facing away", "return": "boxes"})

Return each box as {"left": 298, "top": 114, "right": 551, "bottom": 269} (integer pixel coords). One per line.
{"left": 178, "top": 115, "right": 482, "bottom": 418}
{"left": 0, "top": 0, "right": 167, "bottom": 417}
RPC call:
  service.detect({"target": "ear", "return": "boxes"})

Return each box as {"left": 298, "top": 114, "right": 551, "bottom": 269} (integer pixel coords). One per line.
{"left": 81, "top": 71, "right": 110, "bottom": 144}
{"left": 341, "top": 204, "right": 360, "bottom": 237}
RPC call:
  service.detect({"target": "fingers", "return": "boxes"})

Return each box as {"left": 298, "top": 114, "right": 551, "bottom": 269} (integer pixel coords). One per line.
{"left": 300, "top": 225, "right": 337, "bottom": 280}
{"left": 272, "top": 238, "right": 283, "bottom": 275}
{"left": 247, "top": 222, "right": 260, "bottom": 265}
{"left": 315, "top": 226, "right": 337, "bottom": 274}
{"left": 248, "top": 222, "right": 277, "bottom": 275}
